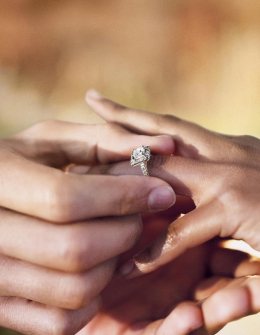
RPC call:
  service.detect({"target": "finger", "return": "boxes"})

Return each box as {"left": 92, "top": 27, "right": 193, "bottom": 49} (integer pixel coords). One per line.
{"left": 117, "top": 196, "right": 195, "bottom": 266}
{"left": 0, "top": 255, "right": 115, "bottom": 310}
{"left": 0, "top": 209, "right": 143, "bottom": 272}
{"left": 155, "top": 302, "right": 203, "bottom": 335}
{"left": 4, "top": 120, "right": 174, "bottom": 167}
{"left": 76, "top": 312, "right": 149, "bottom": 335}
{"left": 86, "top": 90, "right": 227, "bottom": 160}
{"left": 195, "top": 276, "right": 233, "bottom": 301}
{"left": 234, "top": 258, "right": 260, "bottom": 277}
{"left": 119, "top": 204, "right": 221, "bottom": 277}
{"left": 0, "top": 153, "right": 175, "bottom": 222}
{"left": 201, "top": 285, "right": 250, "bottom": 333}
{"left": 199, "top": 275, "right": 260, "bottom": 333}
{"left": 194, "top": 247, "right": 251, "bottom": 301}
{"left": 210, "top": 247, "right": 250, "bottom": 277}
{"left": 83, "top": 155, "right": 214, "bottom": 201}
{"left": 209, "top": 246, "right": 260, "bottom": 278}
{"left": 0, "top": 296, "right": 101, "bottom": 335}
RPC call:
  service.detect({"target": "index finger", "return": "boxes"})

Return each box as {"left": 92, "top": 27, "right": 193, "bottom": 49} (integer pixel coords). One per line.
{"left": 85, "top": 90, "right": 225, "bottom": 160}
{"left": 84, "top": 155, "right": 213, "bottom": 202}
{"left": 0, "top": 150, "right": 176, "bottom": 222}
{"left": 5, "top": 121, "right": 174, "bottom": 167}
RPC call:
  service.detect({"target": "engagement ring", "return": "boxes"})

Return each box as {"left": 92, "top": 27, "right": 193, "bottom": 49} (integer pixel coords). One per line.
{"left": 131, "top": 145, "right": 151, "bottom": 176}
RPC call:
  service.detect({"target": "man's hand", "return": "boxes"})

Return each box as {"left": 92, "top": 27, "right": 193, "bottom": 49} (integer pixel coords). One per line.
{"left": 0, "top": 120, "right": 176, "bottom": 335}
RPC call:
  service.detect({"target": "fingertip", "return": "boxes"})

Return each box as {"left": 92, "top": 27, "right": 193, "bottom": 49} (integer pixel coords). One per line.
{"left": 85, "top": 89, "right": 104, "bottom": 102}
{"left": 202, "top": 286, "right": 250, "bottom": 332}
{"left": 157, "top": 302, "right": 203, "bottom": 335}
{"left": 148, "top": 186, "right": 176, "bottom": 211}
{"left": 85, "top": 90, "right": 118, "bottom": 121}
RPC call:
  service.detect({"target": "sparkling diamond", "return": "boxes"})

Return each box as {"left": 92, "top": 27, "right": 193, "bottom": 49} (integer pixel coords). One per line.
{"left": 131, "top": 145, "right": 151, "bottom": 166}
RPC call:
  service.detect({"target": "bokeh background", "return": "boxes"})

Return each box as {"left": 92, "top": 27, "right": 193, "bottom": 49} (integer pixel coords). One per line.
{"left": 1, "top": 0, "right": 260, "bottom": 334}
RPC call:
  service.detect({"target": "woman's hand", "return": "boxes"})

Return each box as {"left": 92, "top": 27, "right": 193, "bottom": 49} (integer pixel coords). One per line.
{"left": 86, "top": 90, "right": 260, "bottom": 277}
{"left": 0, "top": 120, "right": 176, "bottom": 335}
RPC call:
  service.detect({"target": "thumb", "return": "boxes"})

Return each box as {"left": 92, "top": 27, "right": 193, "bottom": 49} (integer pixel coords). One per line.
{"left": 119, "top": 204, "right": 221, "bottom": 277}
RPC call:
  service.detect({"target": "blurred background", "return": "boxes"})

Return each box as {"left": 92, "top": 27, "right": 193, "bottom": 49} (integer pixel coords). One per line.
{"left": 0, "top": 0, "right": 260, "bottom": 334}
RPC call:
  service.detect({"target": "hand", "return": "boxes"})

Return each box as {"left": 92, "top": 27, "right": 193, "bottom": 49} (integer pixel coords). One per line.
{"left": 77, "top": 239, "right": 260, "bottom": 335}
{"left": 86, "top": 90, "right": 260, "bottom": 276}
{"left": 0, "top": 120, "right": 176, "bottom": 335}
{"left": 83, "top": 90, "right": 260, "bottom": 332}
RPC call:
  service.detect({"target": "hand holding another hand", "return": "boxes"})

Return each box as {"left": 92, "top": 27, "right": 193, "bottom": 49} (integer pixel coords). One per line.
{"left": 86, "top": 90, "right": 260, "bottom": 276}
{"left": 0, "top": 120, "right": 175, "bottom": 335}
{"left": 83, "top": 90, "right": 260, "bottom": 334}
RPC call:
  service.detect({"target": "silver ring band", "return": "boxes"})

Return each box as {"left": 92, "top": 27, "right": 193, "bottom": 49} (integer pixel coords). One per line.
{"left": 140, "top": 162, "right": 149, "bottom": 176}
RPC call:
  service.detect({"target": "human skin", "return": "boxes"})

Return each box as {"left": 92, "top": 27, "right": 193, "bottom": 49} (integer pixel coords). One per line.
{"left": 83, "top": 89, "right": 260, "bottom": 333}
{"left": 0, "top": 120, "right": 176, "bottom": 335}
{"left": 76, "top": 208, "right": 260, "bottom": 335}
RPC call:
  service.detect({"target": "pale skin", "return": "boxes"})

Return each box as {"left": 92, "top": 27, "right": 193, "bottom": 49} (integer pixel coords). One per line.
{"left": 0, "top": 120, "right": 178, "bottom": 335}
{"left": 76, "top": 89, "right": 260, "bottom": 334}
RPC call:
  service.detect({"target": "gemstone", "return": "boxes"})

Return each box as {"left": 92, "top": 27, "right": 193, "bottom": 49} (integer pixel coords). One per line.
{"left": 131, "top": 146, "right": 151, "bottom": 166}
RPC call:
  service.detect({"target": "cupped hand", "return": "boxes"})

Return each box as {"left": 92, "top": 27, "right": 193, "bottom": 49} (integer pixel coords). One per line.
{"left": 86, "top": 91, "right": 260, "bottom": 278}
{"left": 0, "top": 120, "right": 176, "bottom": 334}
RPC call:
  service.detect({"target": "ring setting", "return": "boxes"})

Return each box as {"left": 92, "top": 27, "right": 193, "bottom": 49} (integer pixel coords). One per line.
{"left": 131, "top": 145, "right": 151, "bottom": 176}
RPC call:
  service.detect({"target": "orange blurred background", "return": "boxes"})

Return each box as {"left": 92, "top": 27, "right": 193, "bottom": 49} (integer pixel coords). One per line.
{"left": 0, "top": 1, "right": 260, "bottom": 334}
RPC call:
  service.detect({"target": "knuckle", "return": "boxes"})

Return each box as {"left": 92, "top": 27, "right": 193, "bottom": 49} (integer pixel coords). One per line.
{"left": 49, "top": 310, "right": 74, "bottom": 335}
{"left": 162, "top": 114, "right": 180, "bottom": 123}
{"left": 19, "top": 120, "right": 59, "bottom": 141}
{"left": 158, "top": 114, "right": 180, "bottom": 129}
{"left": 32, "top": 120, "right": 61, "bottom": 133}
{"left": 44, "top": 175, "right": 76, "bottom": 223}
{"left": 239, "top": 134, "right": 255, "bottom": 142}
{"left": 57, "top": 228, "right": 87, "bottom": 272}
{"left": 50, "top": 297, "right": 101, "bottom": 335}
{"left": 234, "top": 134, "right": 259, "bottom": 145}
{"left": 223, "top": 137, "right": 257, "bottom": 163}
{"left": 59, "top": 275, "right": 90, "bottom": 309}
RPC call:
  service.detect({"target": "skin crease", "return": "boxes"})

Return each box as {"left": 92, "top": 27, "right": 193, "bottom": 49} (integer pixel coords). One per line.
{"left": 0, "top": 120, "right": 178, "bottom": 334}
{"left": 73, "top": 89, "right": 260, "bottom": 334}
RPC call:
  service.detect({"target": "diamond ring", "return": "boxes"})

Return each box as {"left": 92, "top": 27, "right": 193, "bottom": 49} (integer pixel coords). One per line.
{"left": 131, "top": 145, "right": 151, "bottom": 176}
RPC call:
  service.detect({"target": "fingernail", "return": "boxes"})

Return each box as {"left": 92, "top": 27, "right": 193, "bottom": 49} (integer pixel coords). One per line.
{"left": 118, "top": 259, "right": 135, "bottom": 277}
{"left": 148, "top": 186, "right": 176, "bottom": 210}
{"left": 86, "top": 89, "right": 103, "bottom": 100}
